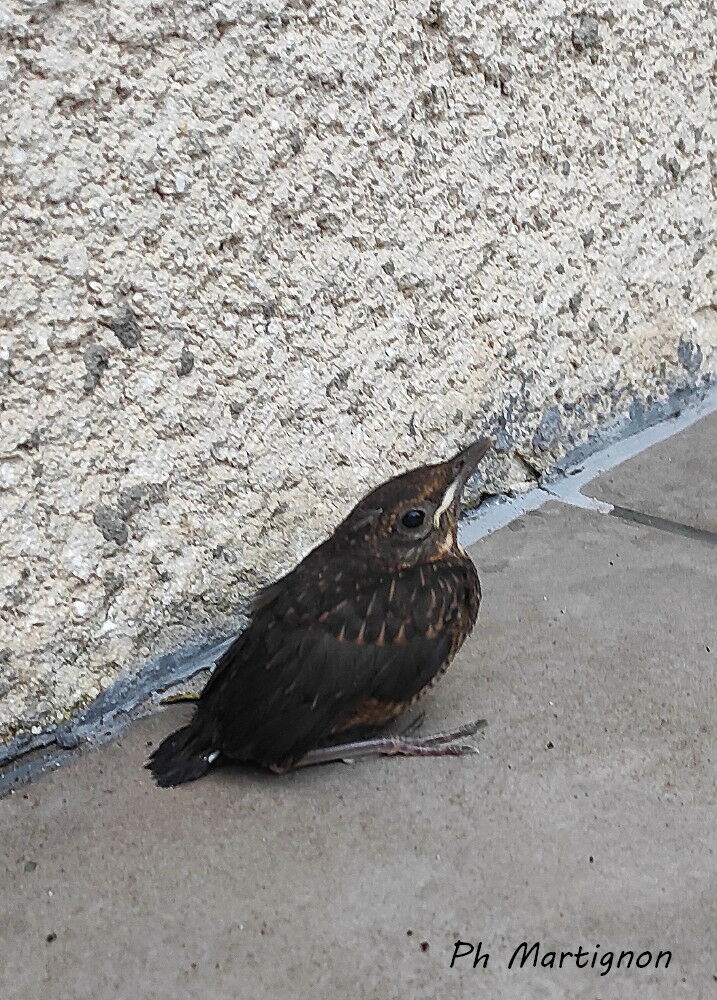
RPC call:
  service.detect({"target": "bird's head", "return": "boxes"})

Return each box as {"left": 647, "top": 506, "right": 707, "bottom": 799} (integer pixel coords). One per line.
{"left": 333, "top": 438, "right": 491, "bottom": 569}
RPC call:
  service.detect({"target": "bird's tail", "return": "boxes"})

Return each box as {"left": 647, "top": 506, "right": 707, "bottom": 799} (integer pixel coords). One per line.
{"left": 145, "top": 718, "right": 217, "bottom": 788}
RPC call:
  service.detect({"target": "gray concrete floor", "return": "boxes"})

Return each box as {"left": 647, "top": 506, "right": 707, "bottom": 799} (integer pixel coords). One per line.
{"left": 1, "top": 416, "right": 715, "bottom": 1000}
{"left": 588, "top": 410, "right": 717, "bottom": 533}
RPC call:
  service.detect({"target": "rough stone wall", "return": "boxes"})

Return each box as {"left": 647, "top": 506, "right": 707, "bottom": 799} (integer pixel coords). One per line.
{"left": 1, "top": 0, "right": 715, "bottom": 744}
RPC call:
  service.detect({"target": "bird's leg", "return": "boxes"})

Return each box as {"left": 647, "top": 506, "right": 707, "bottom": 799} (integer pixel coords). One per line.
{"left": 294, "top": 719, "right": 487, "bottom": 768}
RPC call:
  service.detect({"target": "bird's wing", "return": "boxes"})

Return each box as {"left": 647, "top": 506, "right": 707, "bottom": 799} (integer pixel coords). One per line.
{"left": 198, "top": 557, "right": 479, "bottom": 767}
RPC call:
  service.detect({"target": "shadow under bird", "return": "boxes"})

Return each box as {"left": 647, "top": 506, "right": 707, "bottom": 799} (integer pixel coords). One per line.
{"left": 147, "top": 438, "right": 491, "bottom": 787}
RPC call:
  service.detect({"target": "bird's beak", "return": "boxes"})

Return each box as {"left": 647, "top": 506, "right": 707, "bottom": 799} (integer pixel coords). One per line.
{"left": 433, "top": 437, "right": 492, "bottom": 528}
{"left": 452, "top": 437, "right": 492, "bottom": 488}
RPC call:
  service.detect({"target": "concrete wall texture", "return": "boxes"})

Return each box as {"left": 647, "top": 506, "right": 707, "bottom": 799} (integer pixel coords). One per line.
{"left": 1, "top": 0, "right": 715, "bottom": 745}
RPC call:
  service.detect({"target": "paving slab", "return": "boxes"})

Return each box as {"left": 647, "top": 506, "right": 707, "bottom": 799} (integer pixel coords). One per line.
{"left": 1, "top": 501, "right": 715, "bottom": 1000}
{"left": 586, "top": 410, "right": 717, "bottom": 533}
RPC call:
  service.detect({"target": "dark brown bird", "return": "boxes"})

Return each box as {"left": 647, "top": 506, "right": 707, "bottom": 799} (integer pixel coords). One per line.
{"left": 147, "top": 438, "right": 490, "bottom": 786}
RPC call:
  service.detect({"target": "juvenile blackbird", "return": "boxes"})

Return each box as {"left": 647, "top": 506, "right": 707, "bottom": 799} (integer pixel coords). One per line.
{"left": 147, "top": 438, "right": 490, "bottom": 787}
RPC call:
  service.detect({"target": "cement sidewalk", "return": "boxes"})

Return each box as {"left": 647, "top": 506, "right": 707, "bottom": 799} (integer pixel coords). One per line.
{"left": 1, "top": 414, "right": 715, "bottom": 1000}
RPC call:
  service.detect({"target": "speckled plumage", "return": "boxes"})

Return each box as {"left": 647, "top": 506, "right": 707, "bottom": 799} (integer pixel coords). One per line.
{"left": 147, "top": 440, "right": 489, "bottom": 786}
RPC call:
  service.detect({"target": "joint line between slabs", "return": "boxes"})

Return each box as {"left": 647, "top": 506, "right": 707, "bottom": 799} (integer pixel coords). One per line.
{"left": 608, "top": 504, "right": 717, "bottom": 546}
{"left": 541, "top": 487, "right": 716, "bottom": 545}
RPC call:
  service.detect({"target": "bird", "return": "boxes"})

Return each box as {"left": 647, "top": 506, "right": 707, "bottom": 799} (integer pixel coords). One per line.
{"left": 146, "top": 438, "right": 491, "bottom": 787}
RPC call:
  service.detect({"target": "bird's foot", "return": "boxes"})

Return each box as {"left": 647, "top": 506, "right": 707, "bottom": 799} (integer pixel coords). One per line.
{"left": 410, "top": 718, "right": 487, "bottom": 746}
{"left": 294, "top": 719, "right": 487, "bottom": 768}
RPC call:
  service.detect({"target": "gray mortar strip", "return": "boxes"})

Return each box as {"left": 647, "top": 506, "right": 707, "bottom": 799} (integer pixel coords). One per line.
{"left": 1, "top": 381, "right": 716, "bottom": 795}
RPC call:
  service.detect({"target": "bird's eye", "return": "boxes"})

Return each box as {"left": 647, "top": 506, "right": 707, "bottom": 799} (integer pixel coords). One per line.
{"left": 401, "top": 509, "right": 425, "bottom": 529}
